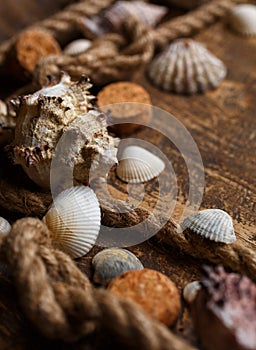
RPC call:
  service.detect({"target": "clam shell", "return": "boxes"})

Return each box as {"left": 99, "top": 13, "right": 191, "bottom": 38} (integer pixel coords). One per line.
{"left": 179, "top": 209, "right": 236, "bottom": 244}
{"left": 92, "top": 248, "right": 144, "bottom": 286}
{"left": 183, "top": 281, "right": 201, "bottom": 304}
{"left": 43, "top": 186, "right": 101, "bottom": 258}
{"left": 63, "top": 39, "right": 92, "bottom": 56}
{"left": 0, "top": 217, "right": 11, "bottom": 235}
{"left": 148, "top": 39, "right": 227, "bottom": 94}
{"left": 116, "top": 145, "right": 165, "bottom": 183}
{"left": 227, "top": 5, "right": 256, "bottom": 36}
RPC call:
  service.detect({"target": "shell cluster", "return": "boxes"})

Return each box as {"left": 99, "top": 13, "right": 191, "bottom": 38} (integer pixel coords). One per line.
{"left": 148, "top": 39, "right": 227, "bottom": 94}
{"left": 92, "top": 248, "right": 144, "bottom": 286}
{"left": 43, "top": 186, "right": 101, "bottom": 259}
{"left": 0, "top": 217, "right": 11, "bottom": 235}
{"left": 80, "top": 1, "right": 168, "bottom": 37}
{"left": 179, "top": 209, "right": 236, "bottom": 244}
{"left": 10, "top": 73, "right": 118, "bottom": 189}
{"left": 227, "top": 5, "right": 256, "bottom": 36}
{"left": 63, "top": 39, "right": 92, "bottom": 56}
{"left": 183, "top": 281, "right": 201, "bottom": 304}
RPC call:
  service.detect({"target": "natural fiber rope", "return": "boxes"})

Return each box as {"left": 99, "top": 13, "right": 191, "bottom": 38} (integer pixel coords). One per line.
{"left": 0, "top": 218, "right": 195, "bottom": 349}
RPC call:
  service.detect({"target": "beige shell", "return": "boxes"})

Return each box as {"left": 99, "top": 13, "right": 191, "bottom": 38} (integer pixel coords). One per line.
{"left": 179, "top": 209, "right": 236, "bottom": 244}
{"left": 63, "top": 39, "right": 92, "bottom": 56}
{"left": 227, "top": 5, "right": 256, "bottom": 36}
{"left": 148, "top": 39, "right": 227, "bottom": 94}
{"left": 43, "top": 186, "right": 101, "bottom": 259}
{"left": 80, "top": 1, "right": 168, "bottom": 37}
{"left": 10, "top": 73, "right": 118, "bottom": 189}
{"left": 0, "top": 217, "right": 11, "bottom": 235}
{"left": 183, "top": 281, "right": 201, "bottom": 304}
{"left": 116, "top": 145, "right": 165, "bottom": 183}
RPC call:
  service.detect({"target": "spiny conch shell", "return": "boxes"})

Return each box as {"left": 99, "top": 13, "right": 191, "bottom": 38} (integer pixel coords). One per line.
{"left": 0, "top": 217, "right": 11, "bottom": 235}
{"left": 10, "top": 72, "right": 118, "bottom": 189}
{"left": 183, "top": 281, "right": 201, "bottom": 304}
{"left": 79, "top": 1, "right": 168, "bottom": 38}
{"left": 148, "top": 39, "right": 227, "bottom": 94}
{"left": 63, "top": 39, "right": 92, "bottom": 56}
{"left": 92, "top": 248, "right": 144, "bottom": 286}
{"left": 116, "top": 145, "right": 165, "bottom": 183}
{"left": 178, "top": 209, "right": 236, "bottom": 244}
{"left": 43, "top": 186, "right": 101, "bottom": 259}
{"left": 227, "top": 5, "right": 256, "bottom": 36}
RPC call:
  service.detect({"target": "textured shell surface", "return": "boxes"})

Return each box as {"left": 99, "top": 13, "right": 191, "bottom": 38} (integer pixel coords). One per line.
{"left": 227, "top": 5, "right": 256, "bottom": 36}
{"left": 116, "top": 145, "right": 165, "bottom": 183}
{"left": 0, "top": 217, "right": 11, "bottom": 235}
{"left": 148, "top": 39, "right": 227, "bottom": 94}
{"left": 43, "top": 186, "right": 101, "bottom": 259}
{"left": 11, "top": 73, "right": 118, "bottom": 189}
{"left": 92, "top": 248, "right": 144, "bottom": 286}
{"left": 63, "top": 39, "right": 92, "bottom": 56}
{"left": 180, "top": 209, "right": 236, "bottom": 244}
{"left": 183, "top": 281, "right": 201, "bottom": 304}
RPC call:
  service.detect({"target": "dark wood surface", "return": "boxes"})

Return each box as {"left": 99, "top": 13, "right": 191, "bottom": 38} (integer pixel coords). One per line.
{"left": 0, "top": 1, "right": 256, "bottom": 349}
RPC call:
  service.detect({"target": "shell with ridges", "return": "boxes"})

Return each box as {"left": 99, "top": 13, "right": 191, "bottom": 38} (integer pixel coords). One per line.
{"left": 179, "top": 209, "right": 236, "bottom": 244}
{"left": 11, "top": 72, "right": 118, "bottom": 189}
{"left": 43, "top": 186, "right": 101, "bottom": 259}
{"left": 183, "top": 281, "right": 201, "bottom": 304}
{"left": 148, "top": 39, "right": 227, "bottom": 94}
{"left": 116, "top": 145, "right": 165, "bottom": 183}
{"left": 227, "top": 5, "right": 256, "bottom": 36}
{"left": 0, "top": 217, "right": 11, "bottom": 235}
{"left": 92, "top": 248, "right": 144, "bottom": 286}
{"left": 63, "top": 39, "right": 92, "bottom": 56}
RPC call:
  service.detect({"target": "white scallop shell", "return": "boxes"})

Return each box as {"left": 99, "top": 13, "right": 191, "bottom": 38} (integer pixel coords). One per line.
{"left": 148, "top": 39, "right": 227, "bottom": 94}
{"left": 63, "top": 39, "right": 92, "bottom": 56}
{"left": 179, "top": 209, "right": 236, "bottom": 244}
{"left": 116, "top": 146, "right": 165, "bottom": 183}
{"left": 183, "top": 281, "right": 201, "bottom": 304}
{"left": 92, "top": 248, "right": 144, "bottom": 286}
{"left": 43, "top": 186, "right": 101, "bottom": 258}
{"left": 227, "top": 5, "right": 256, "bottom": 36}
{"left": 0, "top": 217, "right": 11, "bottom": 235}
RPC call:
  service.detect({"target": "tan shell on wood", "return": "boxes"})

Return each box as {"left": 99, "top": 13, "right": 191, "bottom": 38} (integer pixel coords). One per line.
{"left": 148, "top": 39, "right": 227, "bottom": 94}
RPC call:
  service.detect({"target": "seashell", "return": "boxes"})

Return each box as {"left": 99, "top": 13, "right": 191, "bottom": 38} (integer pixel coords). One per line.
{"left": 179, "top": 209, "right": 236, "bottom": 244}
{"left": 79, "top": 1, "right": 168, "bottom": 38}
{"left": 0, "top": 217, "right": 11, "bottom": 235}
{"left": 227, "top": 5, "right": 256, "bottom": 36}
{"left": 183, "top": 281, "right": 201, "bottom": 304}
{"left": 116, "top": 145, "right": 165, "bottom": 183}
{"left": 10, "top": 72, "right": 118, "bottom": 189}
{"left": 92, "top": 248, "right": 144, "bottom": 286}
{"left": 63, "top": 39, "right": 92, "bottom": 56}
{"left": 43, "top": 186, "right": 101, "bottom": 259}
{"left": 148, "top": 39, "right": 227, "bottom": 94}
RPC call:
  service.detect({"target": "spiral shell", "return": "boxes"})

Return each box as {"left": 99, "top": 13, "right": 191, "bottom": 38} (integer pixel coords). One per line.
{"left": 0, "top": 217, "right": 11, "bottom": 235}
{"left": 179, "top": 209, "right": 236, "bottom": 244}
{"left": 148, "top": 39, "right": 227, "bottom": 94}
{"left": 227, "top": 5, "right": 256, "bottom": 36}
{"left": 63, "top": 39, "right": 92, "bottom": 56}
{"left": 183, "top": 281, "right": 201, "bottom": 304}
{"left": 92, "top": 248, "right": 144, "bottom": 286}
{"left": 116, "top": 145, "right": 165, "bottom": 183}
{"left": 43, "top": 186, "right": 101, "bottom": 258}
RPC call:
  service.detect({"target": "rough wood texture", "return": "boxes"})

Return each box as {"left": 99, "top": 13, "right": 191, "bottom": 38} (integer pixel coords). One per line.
{"left": 0, "top": 1, "right": 256, "bottom": 349}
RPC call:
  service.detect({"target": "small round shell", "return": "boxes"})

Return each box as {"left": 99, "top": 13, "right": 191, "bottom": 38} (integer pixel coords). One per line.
{"left": 63, "top": 39, "right": 92, "bottom": 56}
{"left": 92, "top": 248, "right": 144, "bottom": 286}
{"left": 227, "top": 5, "right": 256, "bottom": 36}
{"left": 148, "top": 39, "right": 227, "bottom": 94}
{"left": 0, "top": 217, "right": 11, "bottom": 235}
{"left": 179, "top": 209, "right": 236, "bottom": 244}
{"left": 116, "top": 146, "right": 165, "bottom": 183}
{"left": 183, "top": 281, "right": 201, "bottom": 304}
{"left": 43, "top": 186, "right": 101, "bottom": 258}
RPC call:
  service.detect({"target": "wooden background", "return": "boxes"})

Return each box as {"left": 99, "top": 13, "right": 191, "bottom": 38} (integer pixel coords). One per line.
{"left": 0, "top": 1, "right": 256, "bottom": 349}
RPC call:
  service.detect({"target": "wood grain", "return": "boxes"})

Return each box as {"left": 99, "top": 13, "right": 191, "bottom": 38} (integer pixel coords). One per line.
{"left": 0, "top": 1, "right": 256, "bottom": 349}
